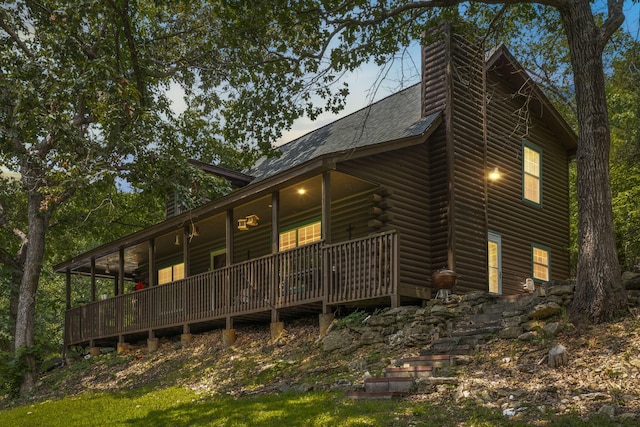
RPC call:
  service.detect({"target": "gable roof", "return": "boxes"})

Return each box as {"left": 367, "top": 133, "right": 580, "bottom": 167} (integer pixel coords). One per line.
{"left": 248, "top": 84, "right": 440, "bottom": 182}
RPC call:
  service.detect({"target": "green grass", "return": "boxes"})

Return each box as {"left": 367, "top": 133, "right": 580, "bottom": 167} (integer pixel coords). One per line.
{"left": 0, "top": 388, "right": 635, "bottom": 427}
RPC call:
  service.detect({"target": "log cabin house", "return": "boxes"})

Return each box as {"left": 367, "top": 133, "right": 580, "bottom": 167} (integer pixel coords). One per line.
{"left": 55, "top": 25, "right": 576, "bottom": 351}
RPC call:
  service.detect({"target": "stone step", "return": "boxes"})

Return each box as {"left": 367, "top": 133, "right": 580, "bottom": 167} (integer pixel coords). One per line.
{"left": 384, "top": 365, "right": 433, "bottom": 378}
{"left": 447, "top": 324, "right": 503, "bottom": 338}
{"left": 419, "top": 343, "right": 474, "bottom": 356}
{"left": 364, "top": 376, "right": 414, "bottom": 393}
{"left": 399, "top": 354, "right": 454, "bottom": 368}
{"left": 346, "top": 391, "right": 409, "bottom": 400}
{"left": 462, "top": 313, "right": 504, "bottom": 324}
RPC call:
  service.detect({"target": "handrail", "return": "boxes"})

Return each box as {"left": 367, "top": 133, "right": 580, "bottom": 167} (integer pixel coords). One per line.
{"left": 65, "top": 232, "right": 397, "bottom": 345}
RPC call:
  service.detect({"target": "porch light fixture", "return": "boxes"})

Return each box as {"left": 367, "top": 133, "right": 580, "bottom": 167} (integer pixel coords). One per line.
{"left": 245, "top": 214, "right": 259, "bottom": 227}
{"left": 488, "top": 167, "right": 501, "bottom": 182}
{"left": 174, "top": 234, "right": 180, "bottom": 246}
{"left": 237, "top": 218, "right": 248, "bottom": 231}
{"left": 297, "top": 188, "right": 306, "bottom": 195}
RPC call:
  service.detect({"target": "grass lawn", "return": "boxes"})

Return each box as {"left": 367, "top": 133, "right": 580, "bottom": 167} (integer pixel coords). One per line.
{"left": 0, "top": 387, "right": 632, "bottom": 427}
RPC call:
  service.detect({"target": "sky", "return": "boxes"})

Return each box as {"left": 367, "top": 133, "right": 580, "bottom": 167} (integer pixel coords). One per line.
{"left": 165, "top": 2, "right": 639, "bottom": 148}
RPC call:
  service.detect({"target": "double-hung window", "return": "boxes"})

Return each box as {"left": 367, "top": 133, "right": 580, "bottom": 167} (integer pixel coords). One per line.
{"left": 279, "top": 220, "right": 321, "bottom": 251}
{"left": 523, "top": 142, "right": 542, "bottom": 205}
{"left": 531, "top": 244, "right": 550, "bottom": 282}
{"left": 158, "top": 262, "right": 185, "bottom": 285}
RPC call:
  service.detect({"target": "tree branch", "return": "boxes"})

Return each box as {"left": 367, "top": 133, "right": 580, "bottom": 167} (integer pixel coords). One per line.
{"left": 0, "top": 9, "right": 35, "bottom": 58}
{"left": 599, "top": 0, "right": 625, "bottom": 51}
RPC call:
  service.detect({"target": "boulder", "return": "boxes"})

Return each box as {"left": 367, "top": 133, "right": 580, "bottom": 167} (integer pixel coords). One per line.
{"left": 547, "top": 283, "right": 575, "bottom": 296}
{"left": 528, "top": 302, "right": 562, "bottom": 320}
{"left": 323, "top": 329, "right": 355, "bottom": 352}
{"left": 499, "top": 326, "right": 524, "bottom": 339}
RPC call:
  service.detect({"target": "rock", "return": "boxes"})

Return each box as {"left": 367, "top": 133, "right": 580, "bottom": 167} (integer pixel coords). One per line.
{"left": 598, "top": 404, "right": 615, "bottom": 418}
{"left": 518, "top": 331, "right": 535, "bottom": 341}
{"left": 580, "top": 392, "right": 611, "bottom": 401}
{"left": 548, "top": 283, "right": 575, "bottom": 296}
{"left": 366, "top": 315, "right": 395, "bottom": 327}
{"left": 323, "top": 330, "right": 354, "bottom": 352}
{"left": 528, "top": 302, "right": 562, "bottom": 320}
{"left": 360, "top": 330, "right": 384, "bottom": 345}
{"left": 430, "top": 305, "right": 457, "bottom": 318}
{"left": 502, "top": 310, "right": 524, "bottom": 318}
{"left": 543, "top": 322, "right": 561, "bottom": 336}
{"left": 545, "top": 295, "right": 564, "bottom": 306}
{"left": 623, "top": 271, "right": 640, "bottom": 290}
{"left": 499, "top": 326, "right": 524, "bottom": 339}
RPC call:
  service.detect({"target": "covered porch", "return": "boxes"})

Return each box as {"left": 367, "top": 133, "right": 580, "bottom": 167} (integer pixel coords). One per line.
{"left": 64, "top": 231, "right": 398, "bottom": 346}
{"left": 58, "top": 170, "right": 419, "bottom": 348}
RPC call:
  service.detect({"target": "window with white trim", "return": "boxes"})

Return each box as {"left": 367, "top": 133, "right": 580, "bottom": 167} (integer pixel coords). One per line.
{"left": 158, "top": 262, "right": 184, "bottom": 285}
{"left": 279, "top": 220, "right": 321, "bottom": 251}
{"left": 523, "top": 142, "right": 542, "bottom": 205}
{"left": 532, "top": 244, "right": 550, "bottom": 282}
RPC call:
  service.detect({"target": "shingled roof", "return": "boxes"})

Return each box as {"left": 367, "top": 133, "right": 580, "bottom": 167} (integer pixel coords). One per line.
{"left": 248, "top": 83, "right": 441, "bottom": 182}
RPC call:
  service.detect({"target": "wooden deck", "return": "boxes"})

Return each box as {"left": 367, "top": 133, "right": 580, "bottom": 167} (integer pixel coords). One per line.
{"left": 65, "top": 231, "right": 401, "bottom": 346}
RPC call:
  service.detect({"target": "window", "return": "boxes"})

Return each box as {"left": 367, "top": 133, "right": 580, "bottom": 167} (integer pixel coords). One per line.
{"left": 158, "top": 262, "right": 185, "bottom": 285}
{"left": 488, "top": 232, "right": 502, "bottom": 294}
{"left": 210, "top": 248, "right": 226, "bottom": 270}
{"left": 279, "top": 220, "right": 321, "bottom": 251}
{"left": 523, "top": 142, "right": 542, "bottom": 205}
{"left": 532, "top": 244, "right": 550, "bottom": 282}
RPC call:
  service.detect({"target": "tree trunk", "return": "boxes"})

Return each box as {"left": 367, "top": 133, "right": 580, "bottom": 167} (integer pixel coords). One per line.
{"left": 560, "top": 1, "right": 627, "bottom": 323}
{"left": 14, "top": 188, "right": 48, "bottom": 397}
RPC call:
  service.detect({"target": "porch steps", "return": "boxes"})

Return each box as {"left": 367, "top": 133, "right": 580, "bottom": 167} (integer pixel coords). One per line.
{"left": 347, "top": 295, "right": 526, "bottom": 399}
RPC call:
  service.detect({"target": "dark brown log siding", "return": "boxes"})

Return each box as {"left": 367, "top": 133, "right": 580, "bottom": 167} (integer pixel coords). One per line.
{"left": 448, "top": 35, "right": 488, "bottom": 293}
{"left": 486, "top": 67, "right": 571, "bottom": 294}
{"left": 337, "top": 142, "right": 431, "bottom": 288}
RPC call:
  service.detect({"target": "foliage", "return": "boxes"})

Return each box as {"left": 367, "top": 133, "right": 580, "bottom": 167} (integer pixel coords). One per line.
{"left": 608, "top": 38, "right": 640, "bottom": 270}
{"left": 0, "top": 345, "right": 40, "bottom": 397}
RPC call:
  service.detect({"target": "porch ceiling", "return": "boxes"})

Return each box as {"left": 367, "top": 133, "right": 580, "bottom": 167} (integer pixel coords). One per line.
{"left": 62, "top": 172, "right": 377, "bottom": 279}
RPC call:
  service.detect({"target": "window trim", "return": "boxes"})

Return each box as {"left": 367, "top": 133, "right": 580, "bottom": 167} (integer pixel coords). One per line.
{"left": 488, "top": 231, "right": 502, "bottom": 294}
{"left": 531, "top": 243, "right": 551, "bottom": 283}
{"left": 157, "top": 261, "right": 185, "bottom": 285}
{"left": 278, "top": 216, "right": 322, "bottom": 251}
{"left": 522, "top": 140, "right": 543, "bottom": 207}
{"left": 209, "top": 247, "right": 227, "bottom": 271}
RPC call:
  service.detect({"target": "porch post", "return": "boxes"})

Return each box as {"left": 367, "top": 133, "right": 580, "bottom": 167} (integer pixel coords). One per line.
{"left": 322, "top": 171, "right": 332, "bottom": 244}
{"left": 148, "top": 238, "right": 156, "bottom": 287}
{"left": 113, "top": 275, "right": 118, "bottom": 296}
{"left": 271, "top": 191, "right": 280, "bottom": 253}
{"left": 90, "top": 258, "right": 96, "bottom": 302}
{"left": 118, "top": 247, "right": 125, "bottom": 295}
{"left": 65, "top": 268, "right": 71, "bottom": 310}
{"left": 226, "top": 209, "right": 234, "bottom": 266}
{"left": 183, "top": 226, "right": 191, "bottom": 278}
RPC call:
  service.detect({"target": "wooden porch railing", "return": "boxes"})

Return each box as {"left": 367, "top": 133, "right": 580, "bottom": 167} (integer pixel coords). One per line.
{"left": 64, "top": 231, "right": 397, "bottom": 345}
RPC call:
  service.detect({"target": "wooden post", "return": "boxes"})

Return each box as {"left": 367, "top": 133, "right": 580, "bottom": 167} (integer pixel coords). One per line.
{"left": 183, "top": 226, "right": 190, "bottom": 278}
{"left": 271, "top": 191, "right": 280, "bottom": 253}
{"left": 226, "top": 209, "right": 234, "bottom": 267}
{"left": 322, "top": 171, "right": 332, "bottom": 244}
{"left": 148, "top": 238, "right": 156, "bottom": 287}
{"left": 118, "top": 247, "right": 125, "bottom": 295}
{"left": 65, "top": 268, "right": 71, "bottom": 310}
{"left": 90, "top": 258, "right": 96, "bottom": 302}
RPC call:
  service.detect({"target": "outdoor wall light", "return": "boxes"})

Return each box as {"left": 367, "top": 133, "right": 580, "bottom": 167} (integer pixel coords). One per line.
{"left": 297, "top": 188, "right": 306, "bottom": 195}
{"left": 174, "top": 234, "right": 181, "bottom": 246}
{"left": 238, "top": 215, "right": 259, "bottom": 230}
{"left": 488, "top": 167, "right": 501, "bottom": 182}
{"left": 237, "top": 218, "right": 248, "bottom": 231}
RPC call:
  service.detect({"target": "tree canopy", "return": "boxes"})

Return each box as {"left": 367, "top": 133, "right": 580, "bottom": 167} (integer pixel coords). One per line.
{"left": 1, "top": 0, "right": 638, "bottom": 396}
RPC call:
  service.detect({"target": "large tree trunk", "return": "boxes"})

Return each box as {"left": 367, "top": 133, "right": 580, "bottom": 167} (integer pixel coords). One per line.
{"left": 14, "top": 188, "right": 48, "bottom": 397}
{"left": 560, "top": 1, "right": 627, "bottom": 323}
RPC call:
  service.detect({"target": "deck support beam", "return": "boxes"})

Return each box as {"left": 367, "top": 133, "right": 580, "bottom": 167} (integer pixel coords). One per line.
{"left": 181, "top": 324, "right": 192, "bottom": 346}
{"left": 148, "top": 330, "right": 159, "bottom": 352}
{"left": 319, "top": 313, "right": 335, "bottom": 337}
{"left": 223, "top": 316, "right": 236, "bottom": 347}
{"left": 270, "top": 321, "right": 285, "bottom": 341}
{"left": 117, "top": 336, "right": 129, "bottom": 353}
{"left": 90, "top": 258, "right": 96, "bottom": 302}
